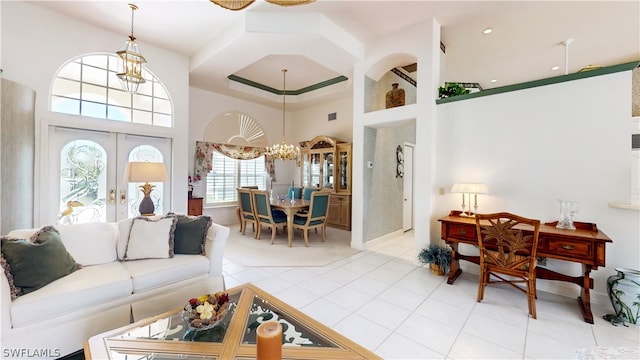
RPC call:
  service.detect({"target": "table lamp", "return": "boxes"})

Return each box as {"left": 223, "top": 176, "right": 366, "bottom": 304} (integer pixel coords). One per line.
{"left": 124, "top": 161, "right": 168, "bottom": 216}
{"left": 451, "top": 183, "right": 489, "bottom": 217}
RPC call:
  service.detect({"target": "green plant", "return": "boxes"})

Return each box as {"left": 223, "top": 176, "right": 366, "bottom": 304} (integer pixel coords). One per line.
{"left": 438, "top": 82, "right": 471, "bottom": 99}
{"left": 418, "top": 244, "right": 452, "bottom": 273}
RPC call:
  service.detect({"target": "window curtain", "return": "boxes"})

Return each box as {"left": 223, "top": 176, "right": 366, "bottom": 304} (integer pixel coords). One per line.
{"left": 194, "top": 141, "right": 275, "bottom": 181}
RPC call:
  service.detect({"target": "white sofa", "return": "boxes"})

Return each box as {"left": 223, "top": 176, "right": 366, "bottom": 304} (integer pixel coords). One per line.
{"left": 0, "top": 216, "right": 229, "bottom": 359}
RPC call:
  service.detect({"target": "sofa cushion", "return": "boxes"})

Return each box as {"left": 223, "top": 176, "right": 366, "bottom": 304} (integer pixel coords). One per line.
{"left": 10, "top": 262, "right": 132, "bottom": 327}
{"left": 122, "top": 255, "right": 209, "bottom": 293}
{"left": 173, "top": 215, "right": 212, "bottom": 255}
{"left": 1, "top": 227, "right": 80, "bottom": 299}
{"left": 55, "top": 222, "right": 117, "bottom": 266}
{"left": 124, "top": 215, "right": 177, "bottom": 260}
{"left": 116, "top": 218, "right": 133, "bottom": 260}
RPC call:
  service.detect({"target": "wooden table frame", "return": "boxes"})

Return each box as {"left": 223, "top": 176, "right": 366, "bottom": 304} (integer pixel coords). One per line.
{"left": 438, "top": 211, "right": 612, "bottom": 324}
{"left": 270, "top": 198, "right": 310, "bottom": 247}
{"left": 85, "top": 283, "right": 380, "bottom": 360}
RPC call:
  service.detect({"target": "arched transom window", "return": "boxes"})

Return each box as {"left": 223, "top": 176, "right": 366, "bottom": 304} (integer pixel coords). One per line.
{"left": 50, "top": 53, "right": 173, "bottom": 127}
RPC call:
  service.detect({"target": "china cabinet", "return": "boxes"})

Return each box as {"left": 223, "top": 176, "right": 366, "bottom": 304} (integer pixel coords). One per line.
{"left": 300, "top": 136, "right": 352, "bottom": 230}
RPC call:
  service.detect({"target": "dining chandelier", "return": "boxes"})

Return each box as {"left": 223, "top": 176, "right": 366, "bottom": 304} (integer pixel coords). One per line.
{"left": 116, "top": 3, "right": 146, "bottom": 94}
{"left": 266, "top": 69, "right": 300, "bottom": 161}
{"left": 209, "top": 0, "right": 314, "bottom": 11}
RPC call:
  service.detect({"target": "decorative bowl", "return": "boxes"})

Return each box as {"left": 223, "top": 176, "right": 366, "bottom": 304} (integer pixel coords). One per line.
{"left": 182, "top": 292, "right": 230, "bottom": 331}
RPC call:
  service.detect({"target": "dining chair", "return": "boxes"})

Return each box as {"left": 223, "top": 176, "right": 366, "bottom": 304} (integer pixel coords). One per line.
{"left": 237, "top": 188, "right": 257, "bottom": 237}
{"left": 287, "top": 186, "right": 303, "bottom": 199}
{"left": 252, "top": 189, "right": 287, "bottom": 243}
{"left": 292, "top": 191, "right": 330, "bottom": 247}
{"left": 302, "top": 187, "right": 317, "bottom": 200}
{"left": 475, "top": 212, "right": 541, "bottom": 319}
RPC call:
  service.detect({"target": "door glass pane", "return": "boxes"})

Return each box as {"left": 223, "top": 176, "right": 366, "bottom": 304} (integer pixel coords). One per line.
{"left": 127, "top": 146, "right": 166, "bottom": 218}
{"left": 59, "top": 140, "right": 107, "bottom": 224}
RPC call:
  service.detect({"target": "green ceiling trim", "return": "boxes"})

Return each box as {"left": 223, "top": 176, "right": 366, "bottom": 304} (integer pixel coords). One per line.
{"left": 227, "top": 75, "right": 349, "bottom": 96}
{"left": 436, "top": 61, "right": 640, "bottom": 104}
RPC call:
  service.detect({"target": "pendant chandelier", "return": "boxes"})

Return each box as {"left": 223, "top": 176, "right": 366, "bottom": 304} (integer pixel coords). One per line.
{"left": 116, "top": 3, "right": 146, "bottom": 94}
{"left": 266, "top": 69, "right": 300, "bottom": 161}
{"left": 210, "top": 0, "right": 315, "bottom": 11}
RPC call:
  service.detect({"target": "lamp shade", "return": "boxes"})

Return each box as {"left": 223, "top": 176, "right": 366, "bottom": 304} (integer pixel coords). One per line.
{"left": 451, "top": 183, "right": 489, "bottom": 194}
{"left": 123, "top": 162, "right": 168, "bottom": 183}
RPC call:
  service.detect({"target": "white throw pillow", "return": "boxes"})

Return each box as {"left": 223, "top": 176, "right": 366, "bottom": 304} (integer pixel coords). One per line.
{"left": 124, "top": 216, "right": 177, "bottom": 260}
{"left": 55, "top": 222, "right": 117, "bottom": 266}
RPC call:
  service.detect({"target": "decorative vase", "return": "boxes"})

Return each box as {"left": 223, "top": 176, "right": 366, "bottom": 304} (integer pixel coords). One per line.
{"left": 385, "top": 83, "right": 405, "bottom": 108}
{"left": 606, "top": 267, "right": 640, "bottom": 324}
{"left": 429, "top": 263, "right": 445, "bottom": 276}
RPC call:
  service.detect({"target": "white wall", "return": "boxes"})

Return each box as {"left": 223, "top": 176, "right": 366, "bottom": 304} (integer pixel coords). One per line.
{"left": 1, "top": 1, "right": 190, "bottom": 223}
{"left": 434, "top": 71, "right": 639, "bottom": 304}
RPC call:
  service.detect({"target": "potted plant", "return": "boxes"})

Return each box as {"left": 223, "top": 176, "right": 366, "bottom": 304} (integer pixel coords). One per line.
{"left": 418, "top": 244, "right": 452, "bottom": 275}
{"left": 438, "top": 82, "right": 471, "bottom": 99}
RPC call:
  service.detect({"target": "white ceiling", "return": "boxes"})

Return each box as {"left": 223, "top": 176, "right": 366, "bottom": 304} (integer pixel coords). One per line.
{"left": 30, "top": 0, "right": 640, "bottom": 110}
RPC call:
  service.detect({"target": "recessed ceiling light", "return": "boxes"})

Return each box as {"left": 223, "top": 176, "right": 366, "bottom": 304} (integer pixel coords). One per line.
{"left": 490, "top": 79, "right": 497, "bottom": 83}
{"left": 551, "top": 66, "right": 560, "bottom": 71}
{"left": 483, "top": 28, "right": 493, "bottom": 34}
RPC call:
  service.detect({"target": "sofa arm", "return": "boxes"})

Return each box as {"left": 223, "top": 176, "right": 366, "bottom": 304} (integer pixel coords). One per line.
{"left": 1, "top": 269, "right": 13, "bottom": 335}
{"left": 204, "top": 222, "right": 229, "bottom": 279}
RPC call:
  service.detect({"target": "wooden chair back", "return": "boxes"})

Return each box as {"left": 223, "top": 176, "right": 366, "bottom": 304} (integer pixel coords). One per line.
{"left": 475, "top": 212, "right": 541, "bottom": 318}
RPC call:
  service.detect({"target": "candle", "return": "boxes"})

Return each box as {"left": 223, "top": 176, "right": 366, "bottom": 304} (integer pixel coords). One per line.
{"left": 461, "top": 193, "right": 465, "bottom": 207}
{"left": 257, "top": 321, "right": 282, "bottom": 360}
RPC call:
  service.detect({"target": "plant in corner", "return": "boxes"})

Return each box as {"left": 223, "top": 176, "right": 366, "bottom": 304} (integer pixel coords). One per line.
{"left": 438, "top": 82, "right": 471, "bottom": 99}
{"left": 418, "top": 244, "right": 452, "bottom": 275}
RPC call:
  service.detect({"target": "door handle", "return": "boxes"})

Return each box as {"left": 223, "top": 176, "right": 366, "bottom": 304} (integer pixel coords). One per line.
{"left": 109, "top": 188, "right": 116, "bottom": 205}
{"left": 120, "top": 190, "right": 126, "bottom": 204}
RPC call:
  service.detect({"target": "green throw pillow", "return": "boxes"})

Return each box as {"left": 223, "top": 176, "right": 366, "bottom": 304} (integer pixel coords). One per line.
{"left": 1, "top": 226, "right": 80, "bottom": 299}
{"left": 173, "top": 215, "right": 212, "bottom": 255}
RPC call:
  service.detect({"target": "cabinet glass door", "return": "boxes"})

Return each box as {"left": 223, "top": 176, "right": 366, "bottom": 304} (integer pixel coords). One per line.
{"left": 339, "top": 149, "right": 349, "bottom": 192}
{"left": 310, "top": 153, "right": 321, "bottom": 188}
{"left": 301, "top": 151, "right": 310, "bottom": 187}
{"left": 323, "top": 151, "right": 334, "bottom": 190}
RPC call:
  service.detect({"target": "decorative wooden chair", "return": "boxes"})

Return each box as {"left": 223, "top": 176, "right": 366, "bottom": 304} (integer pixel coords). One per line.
{"left": 237, "top": 188, "right": 257, "bottom": 237}
{"left": 302, "top": 187, "right": 317, "bottom": 200}
{"left": 287, "top": 186, "right": 303, "bottom": 199}
{"left": 252, "top": 190, "right": 287, "bottom": 243}
{"left": 475, "top": 212, "right": 541, "bottom": 319}
{"left": 292, "top": 191, "right": 330, "bottom": 247}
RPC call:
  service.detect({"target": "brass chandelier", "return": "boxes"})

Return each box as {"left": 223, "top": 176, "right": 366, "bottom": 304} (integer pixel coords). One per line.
{"left": 266, "top": 69, "right": 300, "bottom": 161}
{"left": 116, "top": 3, "right": 146, "bottom": 94}
{"left": 210, "top": 0, "right": 314, "bottom": 11}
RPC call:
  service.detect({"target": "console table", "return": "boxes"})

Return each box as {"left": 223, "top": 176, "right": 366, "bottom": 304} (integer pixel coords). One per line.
{"left": 438, "top": 211, "right": 612, "bottom": 323}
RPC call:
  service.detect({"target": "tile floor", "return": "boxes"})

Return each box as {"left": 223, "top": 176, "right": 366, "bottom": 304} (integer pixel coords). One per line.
{"left": 222, "top": 230, "right": 640, "bottom": 359}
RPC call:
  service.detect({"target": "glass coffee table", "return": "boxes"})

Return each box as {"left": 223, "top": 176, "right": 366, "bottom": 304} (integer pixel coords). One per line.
{"left": 85, "top": 283, "right": 381, "bottom": 359}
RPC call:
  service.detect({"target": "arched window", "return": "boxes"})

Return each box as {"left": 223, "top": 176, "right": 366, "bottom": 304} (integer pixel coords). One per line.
{"left": 58, "top": 140, "right": 107, "bottom": 224}
{"left": 50, "top": 53, "right": 173, "bottom": 127}
{"left": 202, "top": 112, "right": 269, "bottom": 205}
{"left": 127, "top": 145, "right": 167, "bottom": 217}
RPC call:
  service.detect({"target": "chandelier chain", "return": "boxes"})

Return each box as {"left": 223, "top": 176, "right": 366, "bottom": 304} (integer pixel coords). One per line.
{"left": 129, "top": 4, "right": 138, "bottom": 41}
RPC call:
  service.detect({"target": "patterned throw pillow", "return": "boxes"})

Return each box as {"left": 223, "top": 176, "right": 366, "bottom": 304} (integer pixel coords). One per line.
{"left": 1, "top": 226, "right": 80, "bottom": 300}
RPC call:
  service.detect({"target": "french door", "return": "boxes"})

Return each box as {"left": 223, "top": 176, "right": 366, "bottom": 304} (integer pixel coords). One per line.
{"left": 47, "top": 126, "right": 172, "bottom": 224}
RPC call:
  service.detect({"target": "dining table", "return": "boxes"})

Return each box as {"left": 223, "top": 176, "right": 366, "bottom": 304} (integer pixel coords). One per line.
{"left": 270, "top": 198, "right": 310, "bottom": 247}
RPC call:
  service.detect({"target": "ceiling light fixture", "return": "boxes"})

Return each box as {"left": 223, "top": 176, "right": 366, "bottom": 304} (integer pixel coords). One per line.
{"left": 482, "top": 28, "right": 493, "bottom": 34}
{"left": 551, "top": 66, "right": 560, "bottom": 71}
{"left": 116, "top": 3, "right": 146, "bottom": 94}
{"left": 490, "top": 79, "right": 497, "bottom": 83}
{"left": 266, "top": 69, "right": 300, "bottom": 161}
{"left": 210, "top": 0, "right": 314, "bottom": 11}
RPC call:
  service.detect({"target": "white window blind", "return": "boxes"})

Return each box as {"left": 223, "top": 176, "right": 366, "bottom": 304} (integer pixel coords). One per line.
{"left": 205, "top": 151, "right": 266, "bottom": 205}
